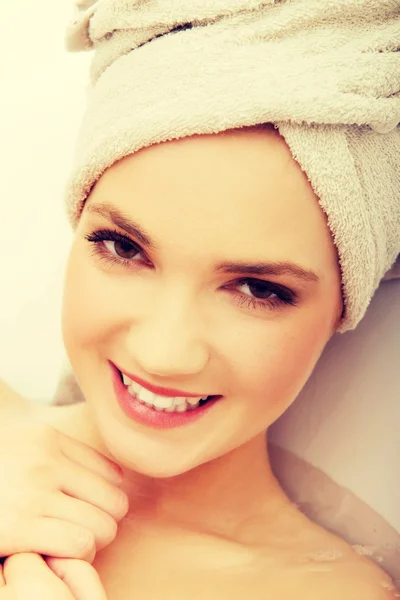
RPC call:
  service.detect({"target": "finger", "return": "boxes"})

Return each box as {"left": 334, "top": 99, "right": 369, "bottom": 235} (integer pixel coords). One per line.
{"left": 59, "top": 434, "right": 123, "bottom": 485}
{"left": 61, "top": 459, "right": 129, "bottom": 521}
{"left": 3, "top": 553, "right": 47, "bottom": 581}
{"left": 1, "top": 518, "right": 96, "bottom": 562}
{"left": 3, "top": 553, "right": 71, "bottom": 599}
{"left": 46, "top": 558, "right": 107, "bottom": 600}
{"left": 46, "top": 493, "right": 118, "bottom": 551}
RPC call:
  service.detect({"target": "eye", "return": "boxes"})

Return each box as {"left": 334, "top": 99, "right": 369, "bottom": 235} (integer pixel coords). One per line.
{"left": 236, "top": 279, "right": 276, "bottom": 300}
{"left": 103, "top": 239, "right": 138, "bottom": 260}
{"left": 228, "top": 278, "right": 298, "bottom": 311}
{"left": 85, "top": 228, "right": 145, "bottom": 264}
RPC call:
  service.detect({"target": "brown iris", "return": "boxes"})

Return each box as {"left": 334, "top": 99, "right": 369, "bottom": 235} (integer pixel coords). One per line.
{"left": 114, "top": 240, "right": 137, "bottom": 259}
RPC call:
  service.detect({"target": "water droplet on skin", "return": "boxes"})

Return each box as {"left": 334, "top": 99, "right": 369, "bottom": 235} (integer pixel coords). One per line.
{"left": 351, "top": 544, "right": 378, "bottom": 557}
{"left": 299, "top": 548, "right": 344, "bottom": 562}
{"left": 379, "top": 580, "right": 400, "bottom": 597}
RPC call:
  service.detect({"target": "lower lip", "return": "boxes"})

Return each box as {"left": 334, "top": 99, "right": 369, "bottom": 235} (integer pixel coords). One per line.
{"left": 110, "top": 363, "right": 221, "bottom": 430}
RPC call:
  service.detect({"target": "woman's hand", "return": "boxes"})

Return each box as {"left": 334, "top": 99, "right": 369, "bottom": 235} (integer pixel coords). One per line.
{"left": 0, "top": 414, "right": 128, "bottom": 562}
{"left": 0, "top": 554, "right": 107, "bottom": 600}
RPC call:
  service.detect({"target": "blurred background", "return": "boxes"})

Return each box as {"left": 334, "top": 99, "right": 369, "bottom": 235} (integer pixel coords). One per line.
{"left": 0, "top": 1, "right": 91, "bottom": 401}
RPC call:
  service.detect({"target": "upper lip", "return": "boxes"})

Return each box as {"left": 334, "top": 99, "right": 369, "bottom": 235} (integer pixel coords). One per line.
{"left": 116, "top": 363, "right": 211, "bottom": 398}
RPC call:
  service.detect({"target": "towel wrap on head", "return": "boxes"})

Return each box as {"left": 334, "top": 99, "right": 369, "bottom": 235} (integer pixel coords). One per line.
{"left": 64, "top": 0, "right": 400, "bottom": 334}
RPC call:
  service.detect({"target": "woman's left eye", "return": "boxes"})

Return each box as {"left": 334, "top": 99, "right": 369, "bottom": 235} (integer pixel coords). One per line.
{"left": 228, "top": 278, "right": 298, "bottom": 311}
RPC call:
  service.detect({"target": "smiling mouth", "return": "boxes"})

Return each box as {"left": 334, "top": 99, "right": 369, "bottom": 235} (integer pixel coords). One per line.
{"left": 117, "top": 369, "right": 221, "bottom": 411}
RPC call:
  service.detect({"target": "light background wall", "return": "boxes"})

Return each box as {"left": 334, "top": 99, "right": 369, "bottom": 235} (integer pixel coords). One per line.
{"left": 0, "top": 1, "right": 91, "bottom": 401}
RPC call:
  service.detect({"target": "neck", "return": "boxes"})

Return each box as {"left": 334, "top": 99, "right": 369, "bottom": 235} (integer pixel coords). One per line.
{"left": 123, "top": 433, "right": 294, "bottom": 544}
{"left": 46, "top": 402, "right": 298, "bottom": 545}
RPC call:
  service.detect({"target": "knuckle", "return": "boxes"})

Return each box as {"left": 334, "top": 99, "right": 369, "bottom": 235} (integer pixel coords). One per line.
{"left": 103, "top": 513, "right": 118, "bottom": 538}
{"left": 97, "top": 515, "right": 118, "bottom": 548}
{"left": 74, "top": 528, "right": 96, "bottom": 555}
{"left": 112, "top": 488, "right": 129, "bottom": 520}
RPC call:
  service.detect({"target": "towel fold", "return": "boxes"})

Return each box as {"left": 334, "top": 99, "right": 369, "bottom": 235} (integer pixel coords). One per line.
{"left": 64, "top": 0, "right": 400, "bottom": 333}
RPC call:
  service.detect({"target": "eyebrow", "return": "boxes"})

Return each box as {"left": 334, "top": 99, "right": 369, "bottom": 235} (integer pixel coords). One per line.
{"left": 87, "top": 202, "right": 159, "bottom": 251}
{"left": 86, "top": 202, "right": 321, "bottom": 284}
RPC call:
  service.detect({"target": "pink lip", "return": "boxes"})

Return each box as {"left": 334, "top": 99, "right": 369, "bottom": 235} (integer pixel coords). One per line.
{"left": 114, "top": 362, "right": 209, "bottom": 398}
{"left": 110, "top": 362, "right": 221, "bottom": 430}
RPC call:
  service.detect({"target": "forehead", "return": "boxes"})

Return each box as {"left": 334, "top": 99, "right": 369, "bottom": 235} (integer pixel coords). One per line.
{"left": 91, "top": 126, "right": 313, "bottom": 213}
{"left": 86, "top": 125, "right": 335, "bottom": 268}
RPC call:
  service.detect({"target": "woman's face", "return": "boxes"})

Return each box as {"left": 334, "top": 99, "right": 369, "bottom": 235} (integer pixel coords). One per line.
{"left": 62, "top": 124, "right": 343, "bottom": 477}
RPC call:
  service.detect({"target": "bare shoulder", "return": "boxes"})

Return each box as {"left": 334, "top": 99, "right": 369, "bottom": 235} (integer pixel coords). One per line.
{"left": 321, "top": 559, "right": 399, "bottom": 600}
{"left": 294, "top": 545, "right": 399, "bottom": 600}
{"left": 278, "top": 515, "right": 400, "bottom": 600}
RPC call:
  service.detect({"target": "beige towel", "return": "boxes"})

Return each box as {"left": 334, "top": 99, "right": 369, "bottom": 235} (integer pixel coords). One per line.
{"left": 64, "top": 0, "right": 400, "bottom": 333}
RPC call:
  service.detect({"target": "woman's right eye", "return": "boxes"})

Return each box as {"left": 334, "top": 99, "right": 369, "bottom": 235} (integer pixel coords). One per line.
{"left": 85, "top": 228, "right": 146, "bottom": 266}
{"left": 103, "top": 239, "right": 140, "bottom": 260}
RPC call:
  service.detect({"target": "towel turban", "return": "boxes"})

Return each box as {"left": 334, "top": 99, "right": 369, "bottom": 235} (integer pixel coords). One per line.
{"left": 63, "top": 0, "right": 400, "bottom": 333}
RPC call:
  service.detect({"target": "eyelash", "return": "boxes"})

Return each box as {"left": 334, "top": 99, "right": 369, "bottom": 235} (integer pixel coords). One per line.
{"left": 84, "top": 228, "right": 299, "bottom": 312}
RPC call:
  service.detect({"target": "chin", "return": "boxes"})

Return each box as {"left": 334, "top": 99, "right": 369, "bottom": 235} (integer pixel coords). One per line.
{"left": 92, "top": 413, "right": 205, "bottom": 479}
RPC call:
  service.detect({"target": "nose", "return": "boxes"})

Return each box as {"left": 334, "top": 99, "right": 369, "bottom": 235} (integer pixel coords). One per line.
{"left": 124, "top": 291, "right": 209, "bottom": 378}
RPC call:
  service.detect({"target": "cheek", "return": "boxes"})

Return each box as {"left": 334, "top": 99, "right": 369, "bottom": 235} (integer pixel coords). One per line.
{"left": 232, "top": 312, "right": 330, "bottom": 420}
{"left": 62, "top": 245, "right": 120, "bottom": 352}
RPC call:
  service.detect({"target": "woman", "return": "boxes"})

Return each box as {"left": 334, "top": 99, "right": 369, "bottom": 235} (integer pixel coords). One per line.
{"left": 2, "top": 0, "right": 400, "bottom": 597}
{"left": 32, "top": 123, "right": 396, "bottom": 598}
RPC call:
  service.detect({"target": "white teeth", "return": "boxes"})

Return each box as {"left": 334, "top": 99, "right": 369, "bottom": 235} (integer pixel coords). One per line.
{"left": 122, "top": 374, "right": 133, "bottom": 386}
{"left": 152, "top": 395, "right": 175, "bottom": 409}
{"left": 127, "top": 381, "right": 141, "bottom": 396}
{"left": 122, "top": 375, "right": 210, "bottom": 412}
{"left": 131, "top": 381, "right": 141, "bottom": 394}
{"left": 173, "top": 396, "right": 187, "bottom": 405}
{"left": 138, "top": 387, "right": 154, "bottom": 403}
{"left": 187, "top": 397, "right": 201, "bottom": 405}
{"left": 188, "top": 401, "right": 200, "bottom": 410}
